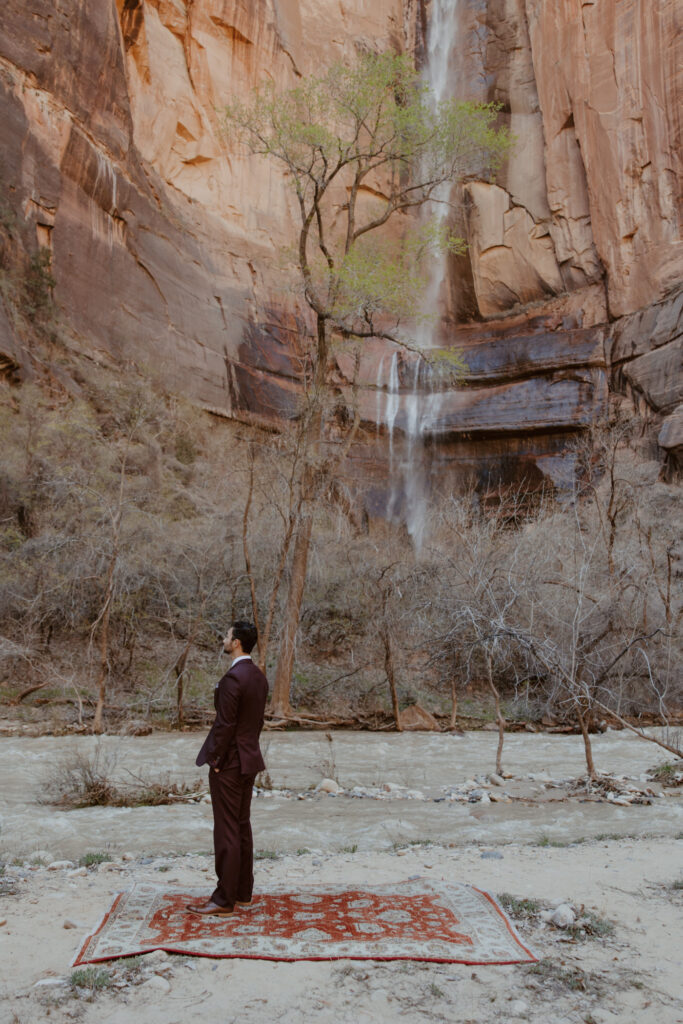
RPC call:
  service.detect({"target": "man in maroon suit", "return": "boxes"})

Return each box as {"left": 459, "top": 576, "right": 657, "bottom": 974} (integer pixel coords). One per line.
{"left": 187, "top": 620, "right": 269, "bottom": 916}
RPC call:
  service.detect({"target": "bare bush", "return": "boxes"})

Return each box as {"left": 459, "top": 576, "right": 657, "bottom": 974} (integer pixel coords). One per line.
{"left": 44, "top": 743, "right": 203, "bottom": 808}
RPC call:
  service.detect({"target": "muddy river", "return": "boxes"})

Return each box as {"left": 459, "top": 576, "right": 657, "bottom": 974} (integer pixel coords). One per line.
{"left": 0, "top": 730, "right": 680, "bottom": 859}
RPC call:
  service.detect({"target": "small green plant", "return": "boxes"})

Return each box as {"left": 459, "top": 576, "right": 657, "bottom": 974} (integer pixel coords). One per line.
{"left": 649, "top": 761, "right": 683, "bottom": 784}
{"left": 497, "top": 894, "right": 542, "bottom": 919}
{"left": 536, "top": 833, "right": 567, "bottom": 848}
{"left": 341, "top": 844, "right": 358, "bottom": 854}
{"left": 79, "top": 852, "right": 113, "bottom": 867}
{"left": 117, "top": 956, "right": 144, "bottom": 976}
{"left": 428, "top": 983, "right": 445, "bottom": 998}
{"left": 569, "top": 910, "right": 614, "bottom": 941}
{"left": 29, "top": 856, "right": 47, "bottom": 867}
{"left": 668, "top": 879, "right": 683, "bottom": 891}
{"left": 296, "top": 847, "right": 311, "bottom": 856}
{"left": 255, "top": 849, "right": 279, "bottom": 860}
{"left": 70, "top": 967, "right": 113, "bottom": 990}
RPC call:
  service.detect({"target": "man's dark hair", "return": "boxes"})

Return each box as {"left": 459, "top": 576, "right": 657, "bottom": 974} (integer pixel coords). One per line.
{"left": 231, "top": 620, "right": 258, "bottom": 654}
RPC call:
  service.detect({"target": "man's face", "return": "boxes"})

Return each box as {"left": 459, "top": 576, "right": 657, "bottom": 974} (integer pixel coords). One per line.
{"left": 223, "top": 628, "right": 236, "bottom": 655}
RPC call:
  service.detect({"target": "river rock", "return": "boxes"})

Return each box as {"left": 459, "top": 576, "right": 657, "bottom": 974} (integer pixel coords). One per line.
{"left": 316, "top": 778, "right": 341, "bottom": 794}
{"left": 47, "top": 860, "right": 75, "bottom": 871}
{"left": 489, "top": 774, "right": 505, "bottom": 786}
{"left": 550, "top": 904, "right": 576, "bottom": 928}
{"left": 142, "top": 975, "right": 171, "bottom": 994}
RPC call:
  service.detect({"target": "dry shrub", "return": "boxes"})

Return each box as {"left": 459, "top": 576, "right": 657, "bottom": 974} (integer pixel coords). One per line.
{"left": 45, "top": 745, "right": 120, "bottom": 807}
{"left": 44, "top": 744, "right": 202, "bottom": 808}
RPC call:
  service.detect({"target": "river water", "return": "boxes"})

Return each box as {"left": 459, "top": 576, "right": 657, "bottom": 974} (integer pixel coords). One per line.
{"left": 0, "top": 730, "right": 679, "bottom": 859}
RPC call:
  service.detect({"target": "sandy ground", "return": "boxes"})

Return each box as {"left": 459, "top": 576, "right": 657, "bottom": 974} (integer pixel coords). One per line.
{"left": 1, "top": 840, "right": 682, "bottom": 1024}
{"left": 1, "top": 730, "right": 682, "bottom": 1024}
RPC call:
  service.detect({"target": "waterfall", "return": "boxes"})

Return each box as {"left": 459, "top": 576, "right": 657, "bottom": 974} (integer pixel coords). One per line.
{"left": 378, "top": 0, "right": 459, "bottom": 549}
{"left": 385, "top": 351, "right": 401, "bottom": 461}
{"left": 417, "top": 0, "right": 460, "bottom": 337}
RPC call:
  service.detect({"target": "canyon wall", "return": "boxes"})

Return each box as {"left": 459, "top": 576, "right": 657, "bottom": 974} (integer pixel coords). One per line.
{"left": 0, "top": 0, "right": 681, "bottom": 492}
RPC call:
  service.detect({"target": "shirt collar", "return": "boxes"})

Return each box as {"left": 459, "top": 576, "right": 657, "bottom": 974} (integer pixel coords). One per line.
{"left": 230, "top": 654, "right": 252, "bottom": 667}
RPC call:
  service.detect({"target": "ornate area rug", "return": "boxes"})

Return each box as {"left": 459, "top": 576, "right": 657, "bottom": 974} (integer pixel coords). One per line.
{"left": 73, "top": 881, "right": 537, "bottom": 966}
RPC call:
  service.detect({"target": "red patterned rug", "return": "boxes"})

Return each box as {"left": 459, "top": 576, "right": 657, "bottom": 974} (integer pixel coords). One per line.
{"left": 74, "top": 881, "right": 536, "bottom": 966}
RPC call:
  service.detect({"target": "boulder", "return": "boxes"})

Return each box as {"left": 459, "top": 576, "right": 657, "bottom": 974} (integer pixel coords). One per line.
{"left": 398, "top": 705, "right": 440, "bottom": 731}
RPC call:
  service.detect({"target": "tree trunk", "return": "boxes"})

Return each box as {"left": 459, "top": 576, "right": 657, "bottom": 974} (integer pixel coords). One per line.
{"left": 382, "top": 623, "right": 402, "bottom": 731}
{"left": 449, "top": 677, "right": 458, "bottom": 730}
{"left": 242, "top": 449, "right": 261, "bottom": 641}
{"left": 258, "top": 515, "right": 295, "bottom": 671}
{"left": 270, "top": 312, "right": 328, "bottom": 715}
{"left": 93, "top": 545, "right": 117, "bottom": 735}
{"left": 486, "top": 653, "right": 505, "bottom": 776}
{"left": 270, "top": 509, "right": 313, "bottom": 717}
{"left": 174, "top": 643, "right": 192, "bottom": 730}
{"left": 576, "top": 703, "right": 597, "bottom": 780}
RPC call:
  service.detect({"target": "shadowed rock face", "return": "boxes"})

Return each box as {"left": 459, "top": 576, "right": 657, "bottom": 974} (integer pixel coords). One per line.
{"left": 0, "top": 0, "right": 680, "bottom": 495}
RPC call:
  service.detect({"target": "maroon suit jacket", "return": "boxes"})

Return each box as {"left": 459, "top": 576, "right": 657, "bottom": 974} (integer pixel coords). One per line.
{"left": 196, "top": 658, "right": 269, "bottom": 775}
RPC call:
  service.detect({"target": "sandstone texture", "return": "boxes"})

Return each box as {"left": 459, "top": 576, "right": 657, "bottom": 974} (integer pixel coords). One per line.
{"left": 0, "top": 0, "right": 680, "bottom": 493}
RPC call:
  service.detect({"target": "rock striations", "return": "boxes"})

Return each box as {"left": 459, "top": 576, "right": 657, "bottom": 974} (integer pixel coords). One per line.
{"left": 0, "top": 0, "right": 680, "bottom": 492}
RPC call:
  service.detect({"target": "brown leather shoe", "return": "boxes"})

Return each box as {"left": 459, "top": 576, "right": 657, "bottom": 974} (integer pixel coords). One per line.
{"left": 186, "top": 900, "right": 235, "bottom": 916}
{"left": 235, "top": 899, "right": 253, "bottom": 906}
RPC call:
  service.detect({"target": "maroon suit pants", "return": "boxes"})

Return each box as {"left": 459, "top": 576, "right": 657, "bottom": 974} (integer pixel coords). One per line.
{"left": 208, "top": 767, "right": 256, "bottom": 908}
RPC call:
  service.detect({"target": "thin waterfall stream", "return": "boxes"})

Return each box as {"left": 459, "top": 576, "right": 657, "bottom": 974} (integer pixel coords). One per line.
{"left": 377, "top": 0, "right": 460, "bottom": 549}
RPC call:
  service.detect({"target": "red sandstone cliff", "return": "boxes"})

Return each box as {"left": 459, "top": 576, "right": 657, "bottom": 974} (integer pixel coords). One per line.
{"left": 0, "top": 0, "right": 680, "bottom": 485}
